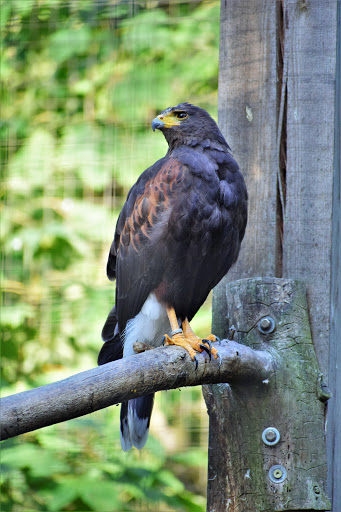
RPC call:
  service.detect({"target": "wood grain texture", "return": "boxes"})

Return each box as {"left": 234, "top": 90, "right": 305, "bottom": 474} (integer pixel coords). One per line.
{"left": 207, "top": 277, "right": 331, "bottom": 512}
{"left": 217, "top": 0, "right": 278, "bottom": 281}
{"left": 327, "top": 1, "right": 341, "bottom": 509}
{"left": 216, "top": 0, "right": 339, "bottom": 509}
{"left": 214, "top": 0, "right": 281, "bottom": 385}
{"left": 282, "top": 0, "right": 337, "bottom": 377}
{"left": 0, "top": 341, "right": 273, "bottom": 441}
{"left": 282, "top": 4, "right": 339, "bottom": 507}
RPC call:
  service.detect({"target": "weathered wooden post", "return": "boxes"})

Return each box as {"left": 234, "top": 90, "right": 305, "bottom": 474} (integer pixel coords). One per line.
{"left": 206, "top": 0, "right": 340, "bottom": 510}
{"left": 204, "top": 278, "right": 331, "bottom": 510}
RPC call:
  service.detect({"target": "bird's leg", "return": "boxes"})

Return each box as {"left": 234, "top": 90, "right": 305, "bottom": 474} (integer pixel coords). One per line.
{"left": 182, "top": 318, "right": 220, "bottom": 360}
{"left": 163, "top": 308, "right": 220, "bottom": 364}
{"left": 163, "top": 307, "right": 199, "bottom": 362}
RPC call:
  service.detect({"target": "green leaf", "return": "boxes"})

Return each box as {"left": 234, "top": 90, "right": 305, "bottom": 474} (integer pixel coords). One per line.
{"left": 39, "top": 482, "right": 78, "bottom": 512}
{"left": 7, "top": 129, "right": 56, "bottom": 193}
{"left": 58, "top": 124, "right": 113, "bottom": 190}
{"left": 170, "top": 450, "right": 208, "bottom": 468}
{"left": 1, "top": 304, "right": 35, "bottom": 328}
{"left": 49, "top": 27, "right": 92, "bottom": 62}
{"left": 157, "top": 469, "right": 185, "bottom": 493}
{"left": 7, "top": 0, "right": 35, "bottom": 17}
{"left": 0, "top": 1, "right": 12, "bottom": 29}
{"left": 77, "top": 478, "right": 122, "bottom": 510}
{"left": 1, "top": 443, "right": 70, "bottom": 477}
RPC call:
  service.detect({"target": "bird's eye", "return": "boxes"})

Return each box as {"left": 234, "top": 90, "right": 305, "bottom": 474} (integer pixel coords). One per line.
{"left": 175, "top": 112, "right": 188, "bottom": 120}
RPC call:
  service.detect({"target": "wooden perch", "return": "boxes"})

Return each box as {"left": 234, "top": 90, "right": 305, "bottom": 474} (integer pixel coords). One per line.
{"left": 0, "top": 339, "right": 273, "bottom": 441}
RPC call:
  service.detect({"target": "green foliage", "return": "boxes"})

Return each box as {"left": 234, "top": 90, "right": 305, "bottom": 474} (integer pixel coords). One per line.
{"left": 1, "top": 0, "right": 219, "bottom": 510}
{"left": 1, "top": 410, "right": 207, "bottom": 511}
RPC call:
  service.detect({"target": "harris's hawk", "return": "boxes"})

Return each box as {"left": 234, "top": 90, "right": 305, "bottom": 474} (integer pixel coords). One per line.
{"left": 98, "top": 103, "right": 247, "bottom": 451}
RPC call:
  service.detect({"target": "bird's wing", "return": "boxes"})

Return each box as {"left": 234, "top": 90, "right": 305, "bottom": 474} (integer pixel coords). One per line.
{"left": 107, "top": 155, "right": 185, "bottom": 331}
{"left": 106, "top": 156, "right": 168, "bottom": 282}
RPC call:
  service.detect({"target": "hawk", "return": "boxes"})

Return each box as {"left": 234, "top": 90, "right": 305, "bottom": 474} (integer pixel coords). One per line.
{"left": 98, "top": 103, "right": 247, "bottom": 451}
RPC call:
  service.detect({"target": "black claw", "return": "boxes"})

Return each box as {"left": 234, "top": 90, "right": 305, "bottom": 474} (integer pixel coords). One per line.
{"left": 200, "top": 342, "right": 212, "bottom": 359}
{"left": 193, "top": 356, "right": 199, "bottom": 370}
{"left": 202, "top": 339, "right": 212, "bottom": 352}
{"left": 162, "top": 335, "right": 166, "bottom": 345}
{"left": 215, "top": 336, "right": 221, "bottom": 344}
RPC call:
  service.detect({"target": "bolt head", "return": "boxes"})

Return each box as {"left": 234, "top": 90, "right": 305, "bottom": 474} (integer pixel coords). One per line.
{"left": 260, "top": 318, "right": 271, "bottom": 329}
{"left": 265, "top": 429, "right": 277, "bottom": 442}
{"left": 262, "top": 427, "right": 280, "bottom": 446}
{"left": 257, "top": 316, "right": 276, "bottom": 334}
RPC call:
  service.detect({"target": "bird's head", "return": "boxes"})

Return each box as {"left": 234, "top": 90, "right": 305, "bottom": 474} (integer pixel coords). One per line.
{"left": 152, "top": 103, "right": 228, "bottom": 150}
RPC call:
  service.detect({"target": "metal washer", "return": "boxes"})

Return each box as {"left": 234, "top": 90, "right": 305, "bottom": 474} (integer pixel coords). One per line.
{"left": 269, "top": 464, "right": 287, "bottom": 484}
{"left": 262, "top": 427, "right": 280, "bottom": 446}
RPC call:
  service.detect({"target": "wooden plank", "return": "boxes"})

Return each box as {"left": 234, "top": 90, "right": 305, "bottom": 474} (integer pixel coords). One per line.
{"left": 282, "top": 0, "right": 337, "bottom": 376}
{"left": 217, "top": 0, "right": 279, "bottom": 281}
{"left": 282, "top": 4, "right": 339, "bottom": 507}
{"left": 327, "top": 1, "right": 341, "bottom": 509}
{"left": 213, "top": 0, "right": 279, "bottom": 353}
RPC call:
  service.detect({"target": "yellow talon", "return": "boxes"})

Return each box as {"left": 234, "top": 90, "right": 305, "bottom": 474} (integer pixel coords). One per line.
{"left": 163, "top": 332, "right": 198, "bottom": 361}
{"left": 165, "top": 307, "right": 220, "bottom": 361}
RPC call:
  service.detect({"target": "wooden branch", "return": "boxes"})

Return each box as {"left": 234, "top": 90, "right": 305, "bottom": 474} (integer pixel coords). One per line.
{"left": 0, "top": 340, "right": 273, "bottom": 441}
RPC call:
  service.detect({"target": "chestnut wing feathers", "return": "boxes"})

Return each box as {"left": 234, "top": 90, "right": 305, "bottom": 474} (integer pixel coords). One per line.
{"left": 108, "top": 157, "right": 185, "bottom": 332}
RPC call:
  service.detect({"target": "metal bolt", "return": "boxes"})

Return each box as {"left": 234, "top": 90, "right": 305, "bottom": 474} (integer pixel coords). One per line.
{"left": 269, "top": 465, "right": 287, "bottom": 483}
{"left": 260, "top": 318, "right": 271, "bottom": 329}
{"left": 266, "top": 430, "right": 276, "bottom": 442}
{"left": 262, "top": 427, "right": 280, "bottom": 446}
{"left": 258, "top": 316, "right": 276, "bottom": 335}
{"left": 313, "top": 485, "right": 321, "bottom": 495}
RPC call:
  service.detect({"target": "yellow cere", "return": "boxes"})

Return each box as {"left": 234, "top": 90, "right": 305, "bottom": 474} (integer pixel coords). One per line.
{"left": 158, "top": 111, "right": 187, "bottom": 127}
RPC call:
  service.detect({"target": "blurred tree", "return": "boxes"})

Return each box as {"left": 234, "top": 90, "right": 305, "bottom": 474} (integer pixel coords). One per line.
{"left": 1, "top": 1, "right": 219, "bottom": 510}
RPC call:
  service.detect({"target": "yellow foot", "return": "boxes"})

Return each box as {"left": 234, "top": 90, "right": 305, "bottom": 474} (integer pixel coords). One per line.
{"left": 163, "top": 331, "right": 221, "bottom": 368}
{"left": 164, "top": 308, "right": 222, "bottom": 368}
{"left": 163, "top": 332, "right": 199, "bottom": 362}
{"left": 182, "top": 318, "right": 220, "bottom": 361}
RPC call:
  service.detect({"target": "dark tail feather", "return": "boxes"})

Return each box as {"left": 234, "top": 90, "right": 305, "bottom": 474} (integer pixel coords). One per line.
{"left": 98, "top": 306, "right": 123, "bottom": 365}
{"left": 120, "top": 394, "right": 155, "bottom": 451}
{"left": 99, "top": 306, "right": 153, "bottom": 450}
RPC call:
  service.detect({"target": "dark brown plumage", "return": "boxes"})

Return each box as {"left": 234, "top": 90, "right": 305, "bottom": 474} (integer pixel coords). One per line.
{"left": 99, "top": 103, "right": 247, "bottom": 450}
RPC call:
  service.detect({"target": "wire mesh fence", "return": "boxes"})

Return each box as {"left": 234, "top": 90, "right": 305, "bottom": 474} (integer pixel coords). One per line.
{"left": 1, "top": 1, "right": 220, "bottom": 510}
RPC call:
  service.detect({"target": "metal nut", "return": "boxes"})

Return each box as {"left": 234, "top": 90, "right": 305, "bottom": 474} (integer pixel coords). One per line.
{"left": 258, "top": 316, "right": 276, "bottom": 334}
{"left": 262, "top": 427, "right": 280, "bottom": 446}
{"left": 260, "top": 318, "right": 271, "bottom": 329}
